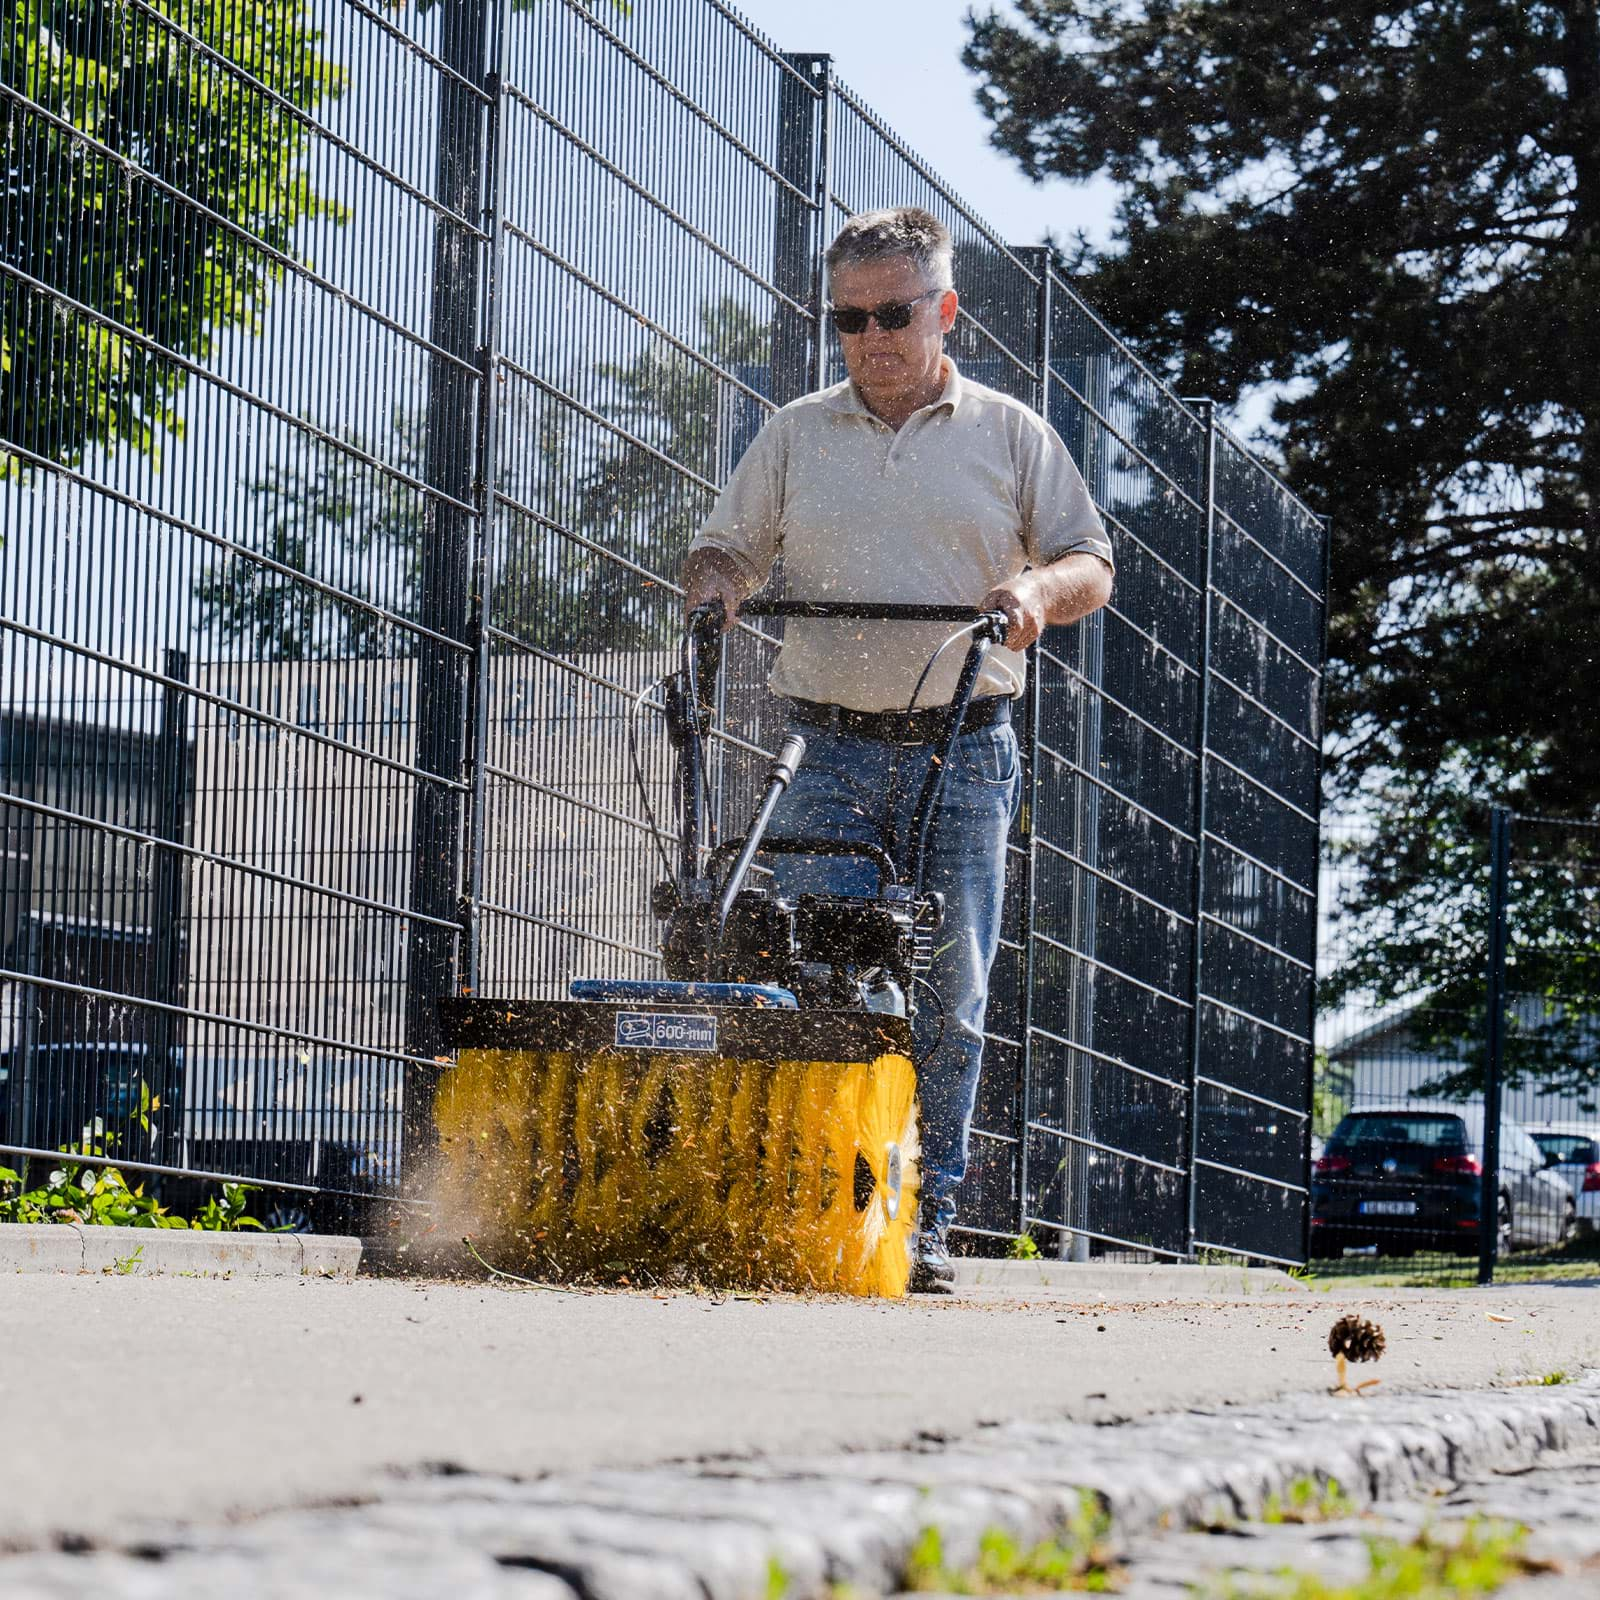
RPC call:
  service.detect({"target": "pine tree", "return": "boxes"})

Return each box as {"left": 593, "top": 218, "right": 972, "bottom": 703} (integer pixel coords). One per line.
{"left": 965, "top": 0, "right": 1600, "bottom": 1085}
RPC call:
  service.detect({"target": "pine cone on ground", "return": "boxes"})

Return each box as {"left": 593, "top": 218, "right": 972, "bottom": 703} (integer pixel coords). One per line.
{"left": 1328, "top": 1314, "right": 1386, "bottom": 1396}
{"left": 1328, "top": 1315, "right": 1386, "bottom": 1363}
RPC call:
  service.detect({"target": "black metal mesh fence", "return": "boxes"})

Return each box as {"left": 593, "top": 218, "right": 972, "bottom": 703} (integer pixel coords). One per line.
{"left": 1317, "top": 812, "right": 1600, "bottom": 1284}
{"left": 2, "top": 0, "right": 1325, "bottom": 1258}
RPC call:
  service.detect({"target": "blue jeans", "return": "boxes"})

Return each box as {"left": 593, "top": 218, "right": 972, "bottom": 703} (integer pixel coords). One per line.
{"left": 763, "top": 717, "right": 1022, "bottom": 1233}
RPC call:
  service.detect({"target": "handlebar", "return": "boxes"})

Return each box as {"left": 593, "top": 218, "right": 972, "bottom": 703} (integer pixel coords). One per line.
{"left": 691, "top": 597, "right": 1010, "bottom": 642}
{"left": 742, "top": 600, "right": 1007, "bottom": 633}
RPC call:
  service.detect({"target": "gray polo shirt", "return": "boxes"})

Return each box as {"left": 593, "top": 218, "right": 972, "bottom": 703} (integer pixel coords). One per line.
{"left": 689, "top": 359, "right": 1112, "bottom": 712}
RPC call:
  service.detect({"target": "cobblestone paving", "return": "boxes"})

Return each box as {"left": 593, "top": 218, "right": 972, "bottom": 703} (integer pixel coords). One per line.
{"left": 1108, "top": 1444, "right": 1600, "bottom": 1597}
{"left": 5, "top": 1377, "right": 1600, "bottom": 1598}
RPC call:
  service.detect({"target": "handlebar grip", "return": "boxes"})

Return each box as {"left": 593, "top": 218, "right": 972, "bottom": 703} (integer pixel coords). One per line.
{"left": 688, "top": 597, "right": 726, "bottom": 638}
{"left": 976, "top": 609, "right": 1012, "bottom": 643}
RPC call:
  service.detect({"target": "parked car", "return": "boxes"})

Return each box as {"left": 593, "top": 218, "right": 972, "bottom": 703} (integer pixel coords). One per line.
{"left": 1527, "top": 1122, "right": 1600, "bottom": 1237}
{"left": 0, "top": 1040, "right": 178, "bottom": 1165}
{"left": 1310, "top": 1103, "right": 1574, "bottom": 1258}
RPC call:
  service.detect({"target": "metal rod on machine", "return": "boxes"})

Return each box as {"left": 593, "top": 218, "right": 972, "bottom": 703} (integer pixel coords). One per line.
{"left": 712, "top": 734, "right": 808, "bottom": 944}
{"left": 677, "top": 606, "right": 725, "bottom": 883}
{"left": 678, "top": 636, "right": 705, "bottom": 884}
{"left": 903, "top": 614, "right": 1008, "bottom": 894}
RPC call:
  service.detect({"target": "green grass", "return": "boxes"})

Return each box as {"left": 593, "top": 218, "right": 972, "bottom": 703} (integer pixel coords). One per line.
{"left": 900, "top": 1498, "right": 1118, "bottom": 1594}
{"left": 1204, "top": 1518, "right": 1541, "bottom": 1599}
{"left": 1309, "top": 1236, "right": 1600, "bottom": 1289}
{"left": 1261, "top": 1477, "right": 1356, "bottom": 1525}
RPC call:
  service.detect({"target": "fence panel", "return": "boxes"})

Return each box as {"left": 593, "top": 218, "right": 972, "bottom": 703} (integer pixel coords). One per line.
{"left": 1019, "top": 285, "right": 1205, "bottom": 1258}
{"left": 2, "top": 0, "right": 476, "bottom": 1209}
{"left": 1186, "top": 428, "right": 1324, "bottom": 1264}
{"left": 1316, "top": 811, "right": 1600, "bottom": 1284}
{"left": 1488, "top": 814, "right": 1600, "bottom": 1281}
{"left": 470, "top": 0, "right": 802, "bottom": 1012}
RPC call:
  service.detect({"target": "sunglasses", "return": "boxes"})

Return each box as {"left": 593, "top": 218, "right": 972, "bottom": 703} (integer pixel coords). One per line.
{"left": 827, "top": 286, "right": 942, "bottom": 335}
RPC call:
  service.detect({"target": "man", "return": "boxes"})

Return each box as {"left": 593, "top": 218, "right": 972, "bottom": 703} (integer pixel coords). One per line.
{"left": 682, "top": 207, "right": 1112, "bottom": 1291}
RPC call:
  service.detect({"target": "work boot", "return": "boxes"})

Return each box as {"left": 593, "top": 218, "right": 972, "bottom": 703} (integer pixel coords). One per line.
{"left": 910, "top": 1218, "right": 956, "bottom": 1294}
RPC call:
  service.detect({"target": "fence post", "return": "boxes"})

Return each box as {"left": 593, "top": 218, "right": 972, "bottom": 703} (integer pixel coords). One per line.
{"left": 1011, "top": 245, "right": 1051, "bottom": 1243}
{"left": 1478, "top": 804, "right": 1512, "bottom": 1285}
{"left": 404, "top": 0, "right": 494, "bottom": 1184}
{"left": 773, "top": 54, "right": 831, "bottom": 405}
{"left": 1303, "top": 514, "right": 1333, "bottom": 1264}
{"left": 12, "top": 912, "right": 39, "bottom": 1157}
{"left": 1182, "top": 397, "right": 1218, "bottom": 1259}
{"left": 151, "top": 648, "right": 191, "bottom": 1160}
{"left": 460, "top": 0, "right": 510, "bottom": 1001}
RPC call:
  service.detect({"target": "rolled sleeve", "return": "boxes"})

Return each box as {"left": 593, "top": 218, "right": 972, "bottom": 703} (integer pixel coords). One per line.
{"left": 1019, "top": 417, "right": 1114, "bottom": 572}
{"left": 689, "top": 417, "right": 785, "bottom": 592}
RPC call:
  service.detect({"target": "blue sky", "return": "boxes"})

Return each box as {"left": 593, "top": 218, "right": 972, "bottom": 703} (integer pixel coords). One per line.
{"left": 730, "top": 0, "right": 1120, "bottom": 253}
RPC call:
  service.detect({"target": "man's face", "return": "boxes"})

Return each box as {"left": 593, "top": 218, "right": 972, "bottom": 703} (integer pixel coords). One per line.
{"left": 829, "top": 255, "right": 959, "bottom": 409}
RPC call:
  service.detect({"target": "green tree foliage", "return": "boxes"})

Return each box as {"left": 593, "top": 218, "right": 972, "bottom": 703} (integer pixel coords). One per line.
{"left": 0, "top": 0, "right": 344, "bottom": 477}
{"left": 493, "top": 296, "right": 770, "bottom": 653}
{"left": 194, "top": 410, "right": 430, "bottom": 662}
{"left": 965, "top": 0, "right": 1600, "bottom": 1088}
{"left": 195, "top": 298, "right": 771, "bottom": 658}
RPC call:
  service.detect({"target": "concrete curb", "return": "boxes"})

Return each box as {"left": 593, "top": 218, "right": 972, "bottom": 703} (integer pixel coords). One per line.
{"left": 5, "top": 1373, "right": 1598, "bottom": 1597}
{"left": 0, "top": 1224, "right": 360, "bottom": 1278}
{"left": 951, "top": 1258, "right": 1303, "bottom": 1297}
{"left": 367, "top": 1375, "right": 1600, "bottom": 1598}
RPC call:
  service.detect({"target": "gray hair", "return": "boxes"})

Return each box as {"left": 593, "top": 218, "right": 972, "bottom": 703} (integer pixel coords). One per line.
{"left": 825, "top": 207, "right": 954, "bottom": 292}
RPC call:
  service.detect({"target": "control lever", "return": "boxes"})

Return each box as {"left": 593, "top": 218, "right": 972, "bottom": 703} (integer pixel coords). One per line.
{"left": 712, "top": 733, "right": 807, "bottom": 946}
{"left": 902, "top": 610, "right": 1011, "bottom": 893}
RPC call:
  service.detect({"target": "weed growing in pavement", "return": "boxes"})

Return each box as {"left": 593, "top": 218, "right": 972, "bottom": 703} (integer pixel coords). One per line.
{"left": 1204, "top": 1518, "right": 1542, "bottom": 1599}
{"left": 900, "top": 1494, "right": 1118, "bottom": 1593}
{"left": 1008, "top": 1232, "right": 1042, "bottom": 1260}
{"left": 765, "top": 1554, "right": 789, "bottom": 1598}
{"left": 1261, "top": 1477, "right": 1355, "bottom": 1525}
{"left": 108, "top": 1244, "right": 146, "bottom": 1275}
{"left": 1536, "top": 1369, "right": 1569, "bottom": 1385}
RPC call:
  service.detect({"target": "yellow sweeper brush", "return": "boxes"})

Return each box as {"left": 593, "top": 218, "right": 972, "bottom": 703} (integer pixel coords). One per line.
{"left": 432, "top": 1018, "right": 919, "bottom": 1295}
{"left": 434, "top": 599, "right": 1009, "bottom": 1298}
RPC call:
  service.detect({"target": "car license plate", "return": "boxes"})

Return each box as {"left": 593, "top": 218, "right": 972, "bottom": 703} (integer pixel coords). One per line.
{"left": 1359, "top": 1200, "right": 1417, "bottom": 1216}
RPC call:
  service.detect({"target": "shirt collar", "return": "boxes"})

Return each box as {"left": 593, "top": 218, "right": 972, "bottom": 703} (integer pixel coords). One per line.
{"left": 822, "top": 356, "right": 965, "bottom": 419}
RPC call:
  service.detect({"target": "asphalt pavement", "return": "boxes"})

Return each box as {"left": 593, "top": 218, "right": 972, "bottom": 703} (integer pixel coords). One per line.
{"left": 3, "top": 1267, "right": 1599, "bottom": 1551}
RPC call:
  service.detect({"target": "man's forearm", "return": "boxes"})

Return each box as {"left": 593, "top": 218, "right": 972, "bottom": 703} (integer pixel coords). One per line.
{"left": 982, "top": 551, "right": 1113, "bottom": 651}
{"left": 1031, "top": 551, "right": 1113, "bottom": 628}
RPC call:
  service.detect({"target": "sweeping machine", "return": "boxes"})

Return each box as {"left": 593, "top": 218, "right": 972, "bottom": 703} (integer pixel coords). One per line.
{"left": 435, "top": 599, "right": 1010, "bottom": 1296}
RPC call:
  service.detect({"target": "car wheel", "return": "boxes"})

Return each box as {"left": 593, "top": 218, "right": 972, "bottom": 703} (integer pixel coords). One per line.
{"left": 1497, "top": 1192, "right": 1514, "bottom": 1257}
{"left": 1559, "top": 1198, "right": 1576, "bottom": 1246}
{"left": 263, "top": 1201, "right": 314, "bottom": 1234}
